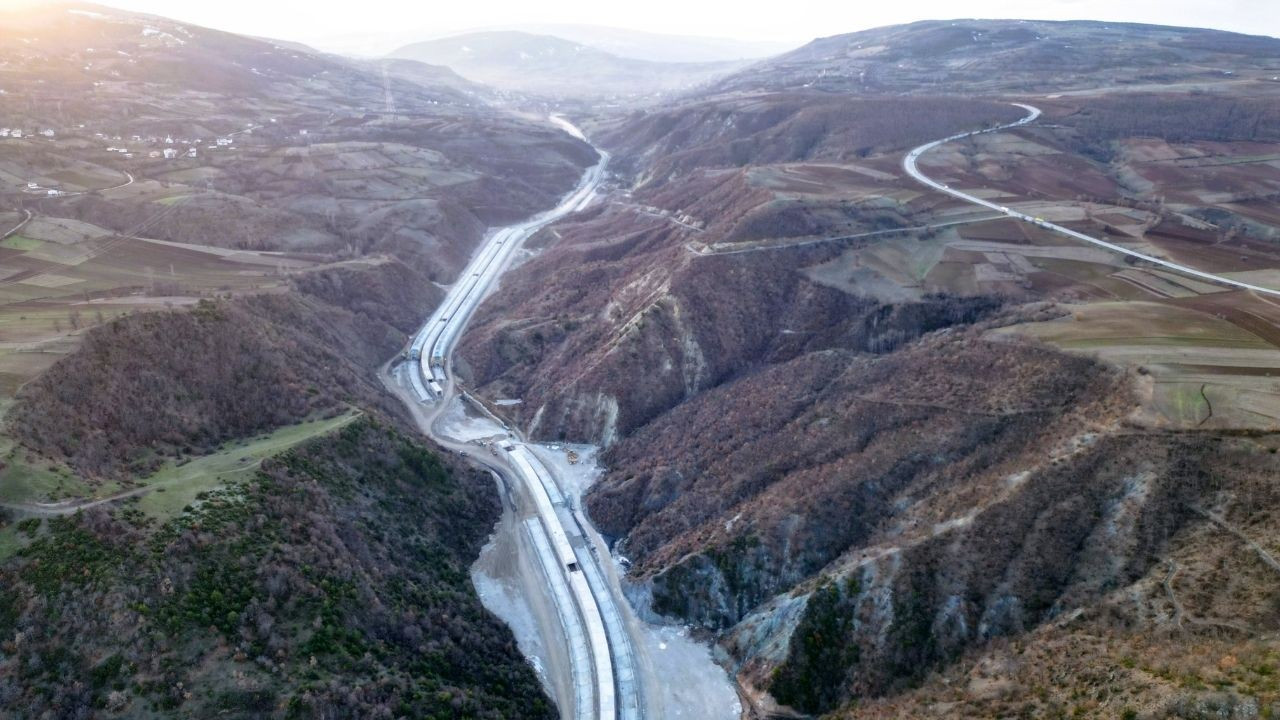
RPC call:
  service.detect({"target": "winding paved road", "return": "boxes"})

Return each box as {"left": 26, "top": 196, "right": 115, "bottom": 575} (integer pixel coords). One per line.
{"left": 1, "top": 209, "right": 32, "bottom": 240}
{"left": 903, "top": 103, "right": 1280, "bottom": 298}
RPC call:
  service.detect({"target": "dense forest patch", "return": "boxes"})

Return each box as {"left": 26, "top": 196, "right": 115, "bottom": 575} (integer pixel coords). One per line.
{"left": 8, "top": 289, "right": 414, "bottom": 479}
{"left": 0, "top": 418, "right": 553, "bottom": 719}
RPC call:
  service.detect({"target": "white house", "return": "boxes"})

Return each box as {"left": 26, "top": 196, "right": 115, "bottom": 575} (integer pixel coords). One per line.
{"left": 186, "top": 147, "right": 198, "bottom": 158}
{"left": 148, "top": 150, "right": 161, "bottom": 158}
{"left": 163, "top": 148, "right": 178, "bottom": 159}
{"left": 40, "top": 129, "right": 55, "bottom": 138}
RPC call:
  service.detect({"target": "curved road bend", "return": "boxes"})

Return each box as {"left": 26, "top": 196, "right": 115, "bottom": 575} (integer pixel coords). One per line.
{"left": 2, "top": 209, "right": 33, "bottom": 240}
{"left": 388, "top": 120, "right": 642, "bottom": 720}
{"left": 903, "top": 103, "right": 1280, "bottom": 298}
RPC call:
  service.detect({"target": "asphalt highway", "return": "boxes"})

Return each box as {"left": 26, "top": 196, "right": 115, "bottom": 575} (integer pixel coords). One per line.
{"left": 903, "top": 103, "right": 1280, "bottom": 298}
{"left": 391, "top": 120, "right": 642, "bottom": 720}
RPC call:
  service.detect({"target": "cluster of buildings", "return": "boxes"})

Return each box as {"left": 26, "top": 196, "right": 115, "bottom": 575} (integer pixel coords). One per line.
{"left": 1, "top": 128, "right": 56, "bottom": 139}
{"left": 98, "top": 132, "right": 219, "bottom": 160}
{"left": 24, "top": 182, "right": 63, "bottom": 197}
{"left": 6, "top": 119, "right": 285, "bottom": 174}
{"left": 145, "top": 147, "right": 197, "bottom": 159}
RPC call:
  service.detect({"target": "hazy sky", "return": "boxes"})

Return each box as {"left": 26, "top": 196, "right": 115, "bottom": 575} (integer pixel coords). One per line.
{"left": 93, "top": 0, "right": 1280, "bottom": 53}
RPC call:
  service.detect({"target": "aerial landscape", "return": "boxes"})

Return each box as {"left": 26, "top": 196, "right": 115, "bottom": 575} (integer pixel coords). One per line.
{"left": 1, "top": 0, "right": 1279, "bottom": 718}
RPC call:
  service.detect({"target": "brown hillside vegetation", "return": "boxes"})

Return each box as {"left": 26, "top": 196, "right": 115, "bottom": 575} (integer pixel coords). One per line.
{"left": 292, "top": 258, "right": 443, "bottom": 335}
{"left": 460, "top": 94, "right": 1024, "bottom": 446}
{"left": 585, "top": 323, "right": 1280, "bottom": 717}
{"left": 588, "top": 326, "right": 1130, "bottom": 626}
{"left": 709, "top": 19, "right": 1280, "bottom": 96}
{"left": 600, "top": 94, "right": 1022, "bottom": 188}
{"left": 452, "top": 17, "right": 1280, "bottom": 720}
{"left": 823, "top": 431, "right": 1280, "bottom": 719}
{"left": 8, "top": 282, "right": 421, "bottom": 479}
{"left": 1047, "top": 94, "right": 1280, "bottom": 162}
{"left": 461, "top": 212, "right": 1002, "bottom": 444}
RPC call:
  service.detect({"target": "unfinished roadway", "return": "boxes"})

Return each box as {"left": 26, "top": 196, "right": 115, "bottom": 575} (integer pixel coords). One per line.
{"left": 388, "top": 118, "right": 643, "bottom": 720}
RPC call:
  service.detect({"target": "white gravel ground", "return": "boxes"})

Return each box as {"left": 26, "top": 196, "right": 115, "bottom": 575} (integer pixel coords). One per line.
{"left": 528, "top": 443, "right": 742, "bottom": 720}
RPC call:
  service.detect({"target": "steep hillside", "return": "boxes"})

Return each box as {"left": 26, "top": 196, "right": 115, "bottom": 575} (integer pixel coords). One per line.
{"left": 0, "top": 2, "right": 596, "bottom": 278}
{"left": 0, "top": 418, "right": 554, "bottom": 719}
{"left": 599, "top": 93, "right": 1023, "bottom": 186}
{"left": 7, "top": 291, "right": 412, "bottom": 479}
{"left": 0, "top": 6, "right": 593, "bottom": 715}
{"left": 390, "top": 31, "right": 743, "bottom": 100}
{"left": 453, "top": 17, "right": 1280, "bottom": 720}
{"left": 0, "top": 1, "right": 595, "bottom": 421}
{"left": 712, "top": 19, "right": 1280, "bottom": 96}
{"left": 458, "top": 95, "right": 1022, "bottom": 442}
{"left": 0, "top": 1, "right": 477, "bottom": 115}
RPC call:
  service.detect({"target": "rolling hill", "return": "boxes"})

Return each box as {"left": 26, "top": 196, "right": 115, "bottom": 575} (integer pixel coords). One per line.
{"left": 711, "top": 18, "right": 1280, "bottom": 95}
{"left": 390, "top": 30, "right": 746, "bottom": 100}
{"left": 0, "top": 5, "right": 597, "bottom": 714}
{"left": 453, "top": 17, "right": 1280, "bottom": 720}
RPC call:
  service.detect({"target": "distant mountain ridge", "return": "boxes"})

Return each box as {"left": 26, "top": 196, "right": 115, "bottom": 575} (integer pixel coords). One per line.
{"left": 389, "top": 30, "right": 748, "bottom": 100}
{"left": 464, "top": 23, "right": 795, "bottom": 63}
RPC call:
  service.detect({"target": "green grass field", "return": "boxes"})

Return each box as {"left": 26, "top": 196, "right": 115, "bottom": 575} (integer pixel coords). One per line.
{"left": 134, "top": 410, "right": 361, "bottom": 518}
{"left": 0, "top": 235, "right": 42, "bottom": 251}
{"left": 0, "top": 437, "right": 92, "bottom": 505}
{"left": 1156, "top": 381, "right": 1212, "bottom": 426}
{"left": 0, "top": 410, "right": 361, "bottom": 519}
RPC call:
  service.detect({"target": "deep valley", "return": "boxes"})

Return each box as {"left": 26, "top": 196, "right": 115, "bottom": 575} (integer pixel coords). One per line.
{"left": 2, "top": 5, "right": 1280, "bottom": 720}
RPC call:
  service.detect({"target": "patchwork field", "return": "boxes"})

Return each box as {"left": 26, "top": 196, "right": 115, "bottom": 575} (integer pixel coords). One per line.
{"left": 996, "top": 299, "right": 1280, "bottom": 428}
{"left": 0, "top": 208, "right": 319, "bottom": 400}
{"left": 837, "top": 110, "right": 1280, "bottom": 432}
